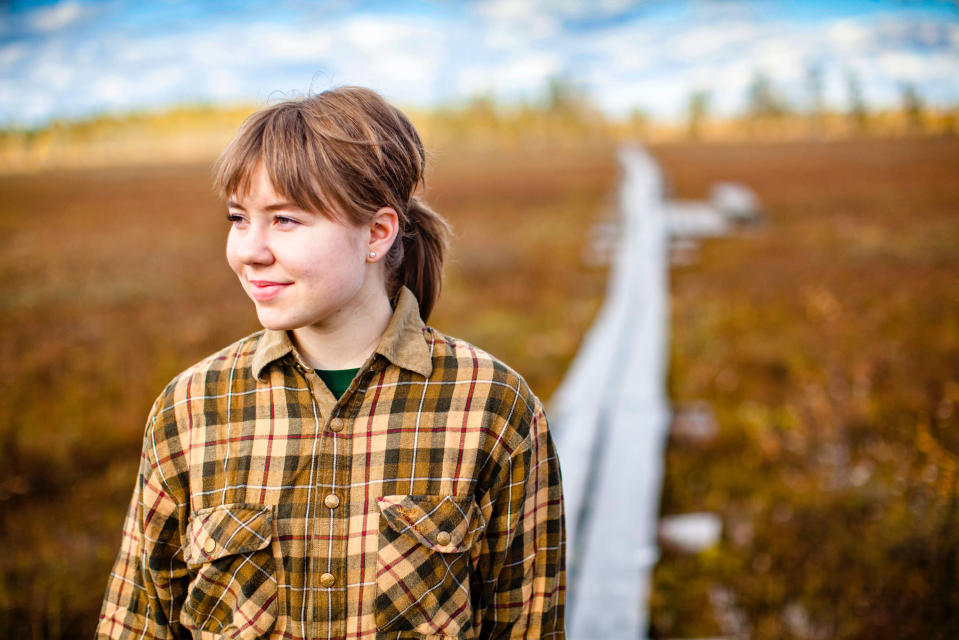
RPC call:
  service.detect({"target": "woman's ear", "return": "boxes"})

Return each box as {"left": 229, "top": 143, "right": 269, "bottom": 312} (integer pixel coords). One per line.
{"left": 367, "top": 207, "right": 399, "bottom": 262}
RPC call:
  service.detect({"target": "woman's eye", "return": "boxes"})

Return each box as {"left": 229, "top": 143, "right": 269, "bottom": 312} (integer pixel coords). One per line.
{"left": 226, "top": 213, "right": 245, "bottom": 225}
{"left": 274, "top": 216, "right": 299, "bottom": 226}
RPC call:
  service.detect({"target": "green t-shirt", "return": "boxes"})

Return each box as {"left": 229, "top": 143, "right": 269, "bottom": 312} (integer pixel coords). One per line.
{"left": 315, "top": 368, "right": 360, "bottom": 400}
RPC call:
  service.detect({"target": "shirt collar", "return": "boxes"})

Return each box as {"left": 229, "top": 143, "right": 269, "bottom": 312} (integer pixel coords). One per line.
{"left": 251, "top": 286, "right": 433, "bottom": 380}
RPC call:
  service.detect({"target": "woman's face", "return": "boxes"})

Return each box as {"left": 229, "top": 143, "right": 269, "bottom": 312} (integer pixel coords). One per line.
{"left": 225, "top": 163, "right": 380, "bottom": 334}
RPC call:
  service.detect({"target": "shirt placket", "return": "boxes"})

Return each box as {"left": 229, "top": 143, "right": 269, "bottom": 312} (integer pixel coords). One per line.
{"left": 296, "top": 359, "right": 354, "bottom": 640}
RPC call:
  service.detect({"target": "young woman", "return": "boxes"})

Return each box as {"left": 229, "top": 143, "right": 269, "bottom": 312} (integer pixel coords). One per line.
{"left": 97, "top": 87, "right": 565, "bottom": 640}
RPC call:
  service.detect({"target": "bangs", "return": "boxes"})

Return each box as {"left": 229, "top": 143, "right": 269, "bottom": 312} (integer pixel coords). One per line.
{"left": 213, "top": 102, "right": 351, "bottom": 221}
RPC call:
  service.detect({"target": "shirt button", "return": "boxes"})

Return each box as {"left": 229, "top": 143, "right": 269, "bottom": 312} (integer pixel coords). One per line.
{"left": 329, "top": 418, "right": 345, "bottom": 432}
{"left": 324, "top": 494, "right": 340, "bottom": 509}
{"left": 319, "top": 572, "right": 336, "bottom": 588}
{"left": 203, "top": 538, "right": 216, "bottom": 554}
{"left": 436, "top": 531, "right": 452, "bottom": 546}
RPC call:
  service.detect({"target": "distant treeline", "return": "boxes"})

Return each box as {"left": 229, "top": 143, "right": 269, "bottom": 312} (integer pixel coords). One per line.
{"left": 1, "top": 74, "right": 956, "bottom": 172}
{"left": 682, "top": 68, "right": 957, "bottom": 141}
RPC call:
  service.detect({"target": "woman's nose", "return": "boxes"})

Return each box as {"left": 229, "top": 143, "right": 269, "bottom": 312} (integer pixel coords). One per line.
{"left": 229, "top": 225, "right": 275, "bottom": 266}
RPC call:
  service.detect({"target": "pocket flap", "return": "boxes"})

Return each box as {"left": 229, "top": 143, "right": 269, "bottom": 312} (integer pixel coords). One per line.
{"left": 377, "top": 495, "right": 486, "bottom": 553}
{"left": 184, "top": 504, "right": 273, "bottom": 567}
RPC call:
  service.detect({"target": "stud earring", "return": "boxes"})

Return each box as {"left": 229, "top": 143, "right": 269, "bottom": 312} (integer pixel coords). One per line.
{"left": 368, "top": 250, "right": 377, "bottom": 261}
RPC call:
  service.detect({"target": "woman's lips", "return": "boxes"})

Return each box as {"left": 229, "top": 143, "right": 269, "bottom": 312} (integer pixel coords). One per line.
{"left": 248, "top": 280, "right": 291, "bottom": 302}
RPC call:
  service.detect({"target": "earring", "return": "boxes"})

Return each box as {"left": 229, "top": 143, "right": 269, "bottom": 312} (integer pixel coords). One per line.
{"left": 368, "top": 250, "right": 377, "bottom": 261}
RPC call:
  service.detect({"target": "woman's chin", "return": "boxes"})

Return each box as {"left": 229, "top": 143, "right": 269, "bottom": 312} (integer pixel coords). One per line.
{"left": 255, "top": 311, "right": 299, "bottom": 332}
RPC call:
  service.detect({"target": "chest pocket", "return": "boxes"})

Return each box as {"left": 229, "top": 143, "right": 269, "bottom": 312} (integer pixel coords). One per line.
{"left": 182, "top": 504, "right": 277, "bottom": 640}
{"left": 375, "top": 495, "right": 486, "bottom": 638}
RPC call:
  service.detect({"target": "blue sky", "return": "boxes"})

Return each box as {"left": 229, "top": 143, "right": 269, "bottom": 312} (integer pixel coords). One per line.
{"left": 1, "top": 0, "right": 958, "bottom": 126}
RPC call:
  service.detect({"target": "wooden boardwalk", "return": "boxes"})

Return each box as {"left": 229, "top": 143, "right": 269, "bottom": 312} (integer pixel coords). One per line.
{"left": 550, "top": 146, "right": 671, "bottom": 639}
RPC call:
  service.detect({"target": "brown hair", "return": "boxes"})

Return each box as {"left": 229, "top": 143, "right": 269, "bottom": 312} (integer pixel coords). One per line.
{"left": 213, "top": 86, "right": 450, "bottom": 321}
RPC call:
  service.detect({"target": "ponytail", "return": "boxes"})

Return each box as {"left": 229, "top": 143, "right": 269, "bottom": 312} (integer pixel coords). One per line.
{"left": 388, "top": 196, "right": 451, "bottom": 322}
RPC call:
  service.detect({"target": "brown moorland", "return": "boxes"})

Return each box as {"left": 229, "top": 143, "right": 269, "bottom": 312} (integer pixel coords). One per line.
{"left": 0, "top": 146, "right": 615, "bottom": 637}
{"left": 1, "top": 136, "right": 956, "bottom": 639}
{"left": 650, "top": 137, "right": 959, "bottom": 638}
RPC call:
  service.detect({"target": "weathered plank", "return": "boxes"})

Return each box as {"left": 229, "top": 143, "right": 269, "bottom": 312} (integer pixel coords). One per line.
{"left": 550, "top": 147, "right": 671, "bottom": 639}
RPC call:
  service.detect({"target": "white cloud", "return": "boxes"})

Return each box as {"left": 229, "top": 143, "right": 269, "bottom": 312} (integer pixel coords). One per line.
{"left": 671, "top": 22, "right": 758, "bottom": 59}
{"left": 476, "top": 0, "right": 539, "bottom": 24}
{"left": 597, "top": 10, "right": 959, "bottom": 117}
{"left": 1, "top": 1, "right": 958, "bottom": 125}
{"left": 457, "top": 49, "right": 561, "bottom": 99}
{"left": 142, "top": 65, "right": 184, "bottom": 95}
{"left": 751, "top": 39, "right": 806, "bottom": 81}
{"left": 476, "top": 0, "right": 648, "bottom": 24}
{"left": 258, "top": 26, "right": 334, "bottom": 62}
{"left": 828, "top": 19, "right": 872, "bottom": 52}
{"left": 877, "top": 50, "right": 931, "bottom": 80}
{"left": 90, "top": 74, "right": 130, "bottom": 105}
{"left": 27, "top": 1, "right": 86, "bottom": 32}
{"left": 343, "top": 16, "right": 403, "bottom": 48}
{"left": 593, "top": 72, "right": 689, "bottom": 119}
{"left": 0, "top": 43, "right": 26, "bottom": 70}
{"left": 20, "top": 93, "right": 56, "bottom": 122}
{"left": 484, "top": 16, "right": 558, "bottom": 50}
{"left": 578, "top": 21, "right": 653, "bottom": 74}
{"left": 200, "top": 69, "right": 241, "bottom": 101}
{"left": 35, "top": 58, "right": 73, "bottom": 90}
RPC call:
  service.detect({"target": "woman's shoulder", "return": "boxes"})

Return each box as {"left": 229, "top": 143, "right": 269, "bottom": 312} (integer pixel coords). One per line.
{"left": 151, "top": 329, "right": 268, "bottom": 410}
{"left": 424, "top": 326, "right": 521, "bottom": 379}
{"left": 136, "top": 330, "right": 268, "bottom": 472}
{"left": 422, "top": 326, "right": 552, "bottom": 459}
{"left": 422, "top": 326, "right": 546, "bottom": 415}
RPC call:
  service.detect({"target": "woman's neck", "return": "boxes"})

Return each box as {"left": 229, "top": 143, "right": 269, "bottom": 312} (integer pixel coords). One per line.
{"left": 290, "top": 291, "right": 393, "bottom": 370}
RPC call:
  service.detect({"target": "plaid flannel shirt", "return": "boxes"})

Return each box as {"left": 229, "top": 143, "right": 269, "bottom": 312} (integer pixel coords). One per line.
{"left": 97, "top": 287, "right": 566, "bottom": 640}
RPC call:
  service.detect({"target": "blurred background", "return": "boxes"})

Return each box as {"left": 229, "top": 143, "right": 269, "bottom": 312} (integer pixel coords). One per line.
{"left": 1, "top": 0, "right": 958, "bottom": 637}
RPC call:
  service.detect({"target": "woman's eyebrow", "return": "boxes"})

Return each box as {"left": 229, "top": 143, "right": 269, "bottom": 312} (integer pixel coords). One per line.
{"left": 226, "top": 200, "right": 302, "bottom": 212}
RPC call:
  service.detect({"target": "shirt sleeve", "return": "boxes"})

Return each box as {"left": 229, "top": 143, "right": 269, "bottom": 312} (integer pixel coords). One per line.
{"left": 97, "top": 399, "right": 190, "bottom": 640}
{"left": 480, "top": 403, "right": 567, "bottom": 639}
